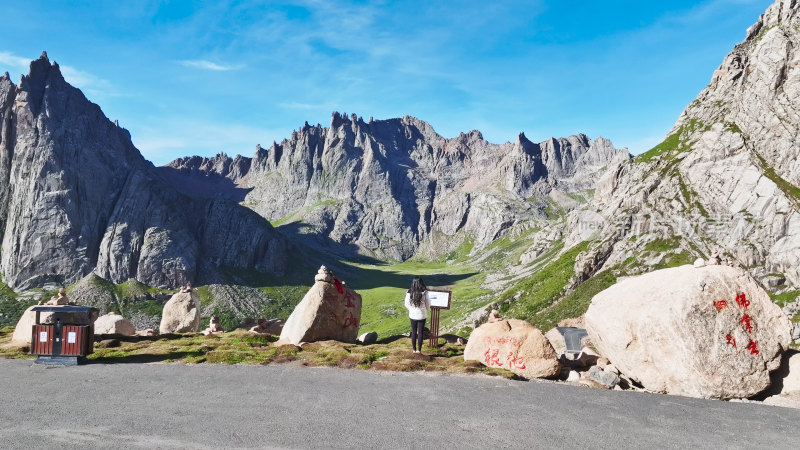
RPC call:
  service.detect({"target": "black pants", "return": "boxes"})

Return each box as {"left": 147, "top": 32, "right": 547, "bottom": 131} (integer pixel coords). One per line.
{"left": 410, "top": 318, "right": 425, "bottom": 351}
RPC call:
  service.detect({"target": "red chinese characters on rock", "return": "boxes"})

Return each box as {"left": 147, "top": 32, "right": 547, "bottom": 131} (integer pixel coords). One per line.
{"left": 735, "top": 292, "right": 750, "bottom": 309}
{"left": 344, "top": 291, "right": 356, "bottom": 308}
{"left": 483, "top": 348, "right": 502, "bottom": 367}
{"left": 715, "top": 292, "right": 759, "bottom": 356}
{"left": 343, "top": 311, "right": 359, "bottom": 329}
{"left": 482, "top": 336, "right": 526, "bottom": 369}
{"left": 740, "top": 314, "right": 753, "bottom": 334}
{"left": 726, "top": 334, "right": 737, "bottom": 349}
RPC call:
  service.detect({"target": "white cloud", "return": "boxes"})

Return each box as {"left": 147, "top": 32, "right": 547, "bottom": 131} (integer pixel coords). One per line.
{"left": 177, "top": 59, "right": 241, "bottom": 71}
{"left": 0, "top": 51, "right": 30, "bottom": 73}
{"left": 278, "top": 101, "right": 336, "bottom": 111}
{"left": 131, "top": 119, "right": 291, "bottom": 165}
{"left": 59, "top": 65, "right": 114, "bottom": 96}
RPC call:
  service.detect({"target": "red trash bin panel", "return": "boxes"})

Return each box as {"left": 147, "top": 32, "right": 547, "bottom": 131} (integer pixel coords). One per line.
{"left": 61, "top": 325, "right": 87, "bottom": 356}
{"left": 32, "top": 325, "right": 54, "bottom": 355}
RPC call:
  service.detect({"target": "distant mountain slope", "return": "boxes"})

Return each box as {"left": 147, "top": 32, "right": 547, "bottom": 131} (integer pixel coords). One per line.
{"left": 163, "top": 114, "right": 628, "bottom": 260}
{"left": 577, "top": 0, "right": 800, "bottom": 291}
{"left": 0, "top": 53, "right": 287, "bottom": 289}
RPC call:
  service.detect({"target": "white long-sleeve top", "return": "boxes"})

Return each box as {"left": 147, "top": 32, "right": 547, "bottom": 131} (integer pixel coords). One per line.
{"left": 404, "top": 291, "right": 430, "bottom": 320}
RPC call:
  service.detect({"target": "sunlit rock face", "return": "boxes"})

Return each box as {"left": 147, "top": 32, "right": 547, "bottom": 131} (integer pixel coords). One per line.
{"left": 0, "top": 53, "right": 287, "bottom": 289}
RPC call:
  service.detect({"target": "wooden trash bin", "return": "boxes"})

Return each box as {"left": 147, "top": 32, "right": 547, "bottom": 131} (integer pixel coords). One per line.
{"left": 30, "top": 305, "right": 98, "bottom": 365}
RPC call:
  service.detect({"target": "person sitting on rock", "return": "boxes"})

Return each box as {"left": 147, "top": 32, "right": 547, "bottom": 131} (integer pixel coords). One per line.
{"left": 404, "top": 276, "right": 430, "bottom": 354}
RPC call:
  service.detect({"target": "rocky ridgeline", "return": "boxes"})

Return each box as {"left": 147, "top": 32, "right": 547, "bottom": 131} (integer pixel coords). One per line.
{"left": 0, "top": 53, "right": 288, "bottom": 290}
{"left": 163, "top": 116, "right": 628, "bottom": 261}
{"left": 576, "top": 0, "right": 800, "bottom": 290}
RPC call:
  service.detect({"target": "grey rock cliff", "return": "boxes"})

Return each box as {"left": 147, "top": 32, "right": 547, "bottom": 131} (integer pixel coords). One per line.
{"left": 0, "top": 53, "right": 287, "bottom": 289}
{"left": 165, "top": 115, "right": 628, "bottom": 260}
{"left": 581, "top": 0, "right": 800, "bottom": 288}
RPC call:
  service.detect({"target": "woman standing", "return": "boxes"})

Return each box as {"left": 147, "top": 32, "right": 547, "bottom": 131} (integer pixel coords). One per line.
{"left": 404, "top": 276, "right": 430, "bottom": 353}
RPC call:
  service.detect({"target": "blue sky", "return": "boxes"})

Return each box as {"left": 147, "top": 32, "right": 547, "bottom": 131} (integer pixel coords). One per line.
{"left": 0, "top": 0, "right": 775, "bottom": 165}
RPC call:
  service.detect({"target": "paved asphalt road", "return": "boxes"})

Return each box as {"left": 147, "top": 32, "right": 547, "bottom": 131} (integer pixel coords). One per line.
{"left": 0, "top": 359, "right": 798, "bottom": 449}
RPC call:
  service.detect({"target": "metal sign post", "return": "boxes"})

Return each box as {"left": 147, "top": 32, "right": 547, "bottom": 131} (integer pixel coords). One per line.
{"left": 426, "top": 290, "right": 451, "bottom": 348}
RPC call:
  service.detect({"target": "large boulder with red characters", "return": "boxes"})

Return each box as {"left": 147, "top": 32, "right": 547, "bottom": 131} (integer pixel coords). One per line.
{"left": 585, "top": 264, "right": 792, "bottom": 399}
{"left": 278, "top": 266, "right": 362, "bottom": 345}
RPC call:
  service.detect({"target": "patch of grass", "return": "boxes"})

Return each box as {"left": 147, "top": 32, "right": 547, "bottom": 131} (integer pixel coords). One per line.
{"left": 0, "top": 297, "right": 37, "bottom": 328}
{"left": 500, "top": 242, "right": 589, "bottom": 322}
{"left": 752, "top": 152, "right": 800, "bottom": 206}
{"left": 532, "top": 270, "right": 617, "bottom": 331}
{"left": 651, "top": 252, "right": 694, "bottom": 270}
{"left": 643, "top": 237, "right": 682, "bottom": 253}
{"left": 754, "top": 24, "right": 776, "bottom": 42}
{"left": 634, "top": 119, "right": 706, "bottom": 163}
{"left": 0, "top": 280, "right": 17, "bottom": 298}
{"left": 769, "top": 290, "right": 799, "bottom": 308}
{"left": 677, "top": 175, "right": 710, "bottom": 218}
{"left": 1, "top": 323, "right": 522, "bottom": 379}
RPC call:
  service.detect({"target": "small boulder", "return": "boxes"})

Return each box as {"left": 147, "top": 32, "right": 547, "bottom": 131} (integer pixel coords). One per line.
{"left": 566, "top": 370, "right": 580, "bottom": 382}
{"left": 358, "top": 331, "right": 378, "bottom": 345}
{"left": 202, "top": 315, "right": 224, "bottom": 336}
{"left": 94, "top": 312, "right": 136, "bottom": 336}
{"left": 159, "top": 291, "right": 201, "bottom": 334}
{"left": 693, "top": 258, "right": 706, "bottom": 268}
{"left": 487, "top": 310, "right": 502, "bottom": 323}
{"left": 464, "top": 319, "right": 561, "bottom": 379}
{"left": 586, "top": 265, "right": 792, "bottom": 399}
{"left": 588, "top": 366, "right": 620, "bottom": 389}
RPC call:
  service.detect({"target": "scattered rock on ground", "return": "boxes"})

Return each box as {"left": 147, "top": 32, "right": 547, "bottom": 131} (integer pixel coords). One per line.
{"left": 566, "top": 370, "right": 580, "bottom": 382}
{"left": 358, "top": 331, "right": 378, "bottom": 345}
{"left": 586, "top": 265, "right": 793, "bottom": 399}
{"left": 159, "top": 291, "right": 201, "bottom": 334}
{"left": 464, "top": 318, "right": 561, "bottom": 379}
{"left": 762, "top": 392, "right": 800, "bottom": 409}
{"left": 94, "top": 312, "right": 136, "bottom": 336}
{"left": 588, "top": 366, "right": 620, "bottom": 389}
{"left": 202, "top": 315, "right": 225, "bottom": 336}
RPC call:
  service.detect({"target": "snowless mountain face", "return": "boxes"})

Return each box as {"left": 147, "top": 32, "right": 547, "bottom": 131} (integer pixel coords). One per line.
{"left": 163, "top": 114, "right": 629, "bottom": 261}
{"left": 0, "top": 53, "right": 288, "bottom": 290}
{"left": 580, "top": 0, "right": 800, "bottom": 289}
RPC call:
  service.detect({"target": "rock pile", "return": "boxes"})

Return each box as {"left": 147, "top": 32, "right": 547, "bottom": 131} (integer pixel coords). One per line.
{"left": 586, "top": 264, "right": 792, "bottom": 399}
{"left": 464, "top": 316, "right": 561, "bottom": 379}
{"left": 278, "top": 266, "right": 362, "bottom": 345}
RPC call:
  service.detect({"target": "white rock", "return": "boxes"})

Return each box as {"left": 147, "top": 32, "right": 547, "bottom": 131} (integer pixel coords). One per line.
{"left": 464, "top": 319, "right": 561, "bottom": 379}
{"left": 159, "top": 291, "right": 201, "bottom": 334}
{"left": 586, "top": 265, "right": 792, "bottom": 399}
{"left": 693, "top": 258, "right": 706, "bottom": 268}
{"left": 566, "top": 370, "right": 580, "bottom": 382}
{"left": 94, "top": 312, "right": 136, "bottom": 336}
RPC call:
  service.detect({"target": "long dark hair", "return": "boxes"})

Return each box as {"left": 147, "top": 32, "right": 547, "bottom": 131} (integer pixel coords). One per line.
{"left": 409, "top": 276, "right": 427, "bottom": 307}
